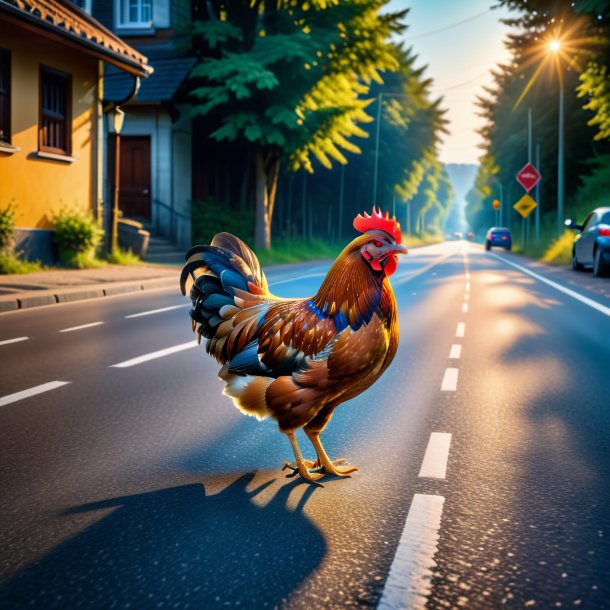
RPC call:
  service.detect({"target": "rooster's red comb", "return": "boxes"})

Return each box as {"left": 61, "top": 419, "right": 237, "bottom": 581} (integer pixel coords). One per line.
{"left": 353, "top": 207, "right": 402, "bottom": 244}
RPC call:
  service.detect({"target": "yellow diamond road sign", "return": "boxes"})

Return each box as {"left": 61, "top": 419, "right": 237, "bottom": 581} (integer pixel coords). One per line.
{"left": 513, "top": 193, "right": 537, "bottom": 218}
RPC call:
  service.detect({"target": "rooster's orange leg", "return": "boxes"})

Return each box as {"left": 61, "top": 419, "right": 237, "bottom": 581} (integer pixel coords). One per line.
{"left": 282, "top": 430, "right": 324, "bottom": 484}
{"left": 305, "top": 430, "right": 359, "bottom": 477}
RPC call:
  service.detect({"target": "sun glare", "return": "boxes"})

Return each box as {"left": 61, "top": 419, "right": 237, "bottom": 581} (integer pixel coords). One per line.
{"left": 549, "top": 39, "right": 561, "bottom": 52}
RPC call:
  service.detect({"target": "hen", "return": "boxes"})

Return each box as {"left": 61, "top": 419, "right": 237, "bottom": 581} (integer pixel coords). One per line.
{"left": 180, "top": 208, "right": 407, "bottom": 483}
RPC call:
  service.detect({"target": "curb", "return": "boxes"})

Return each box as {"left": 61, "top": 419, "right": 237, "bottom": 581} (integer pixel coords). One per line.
{"left": 0, "top": 276, "right": 179, "bottom": 313}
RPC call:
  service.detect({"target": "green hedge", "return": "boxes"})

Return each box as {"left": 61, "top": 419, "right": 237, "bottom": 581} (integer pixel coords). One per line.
{"left": 191, "top": 198, "right": 254, "bottom": 246}
{"left": 52, "top": 207, "right": 104, "bottom": 268}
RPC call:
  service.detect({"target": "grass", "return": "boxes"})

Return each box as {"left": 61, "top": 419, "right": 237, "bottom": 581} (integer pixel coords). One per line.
{"left": 255, "top": 238, "right": 343, "bottom": 266}
{"left": 105, "top": 248, "right": 143, "bottom": 266}
{"left": 0, "top": 251, "right": 43, "bottom": 274}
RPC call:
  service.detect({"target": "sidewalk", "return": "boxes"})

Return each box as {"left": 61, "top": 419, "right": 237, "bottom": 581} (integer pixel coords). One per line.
{"left": 0, "top": 264, "right": 181, "bottom": 313}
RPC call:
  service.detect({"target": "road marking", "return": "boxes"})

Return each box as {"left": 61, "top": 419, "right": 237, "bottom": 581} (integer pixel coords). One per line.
{"left": 59, "top": 321, "right": 104, "bottom": 333}
{"left": 466, "top": 272, "right": 470, "bottom": 280}
{"left": 491, "top": 253, "right": 610, "bottom": 318}
{"left": 0, "top": 336, "right": 29, "bottom": 346}
{"left": 110, "top": 340, "right": 198, "bottom": 368}
{"left": 441, "top": 367, "right": 459, "bottom": 391}
{"left": 456, "top": 322, "right": 465, "bottom": 337}
{"left": 125, "top": 304, "right": 190, "bottom": 318}
{"left": 0, "top": 381, "right": 71, "bottom": 407}
{"left": 465, "top": 281, "right": 470, "bottom": 292}
{"left": 377, "top": 494, "right": 445, "bottom": 610}
{"left": 419, "top": 433, "right": 452, "bottom": 479}
{"left": 464, "top": 293, "right": 470, "bottom": 301}
{"left": 462, "top": 303, "right": 469, "bottom": 313}
{"left": 449, "top": 344, "right": 462, "bottom": 359}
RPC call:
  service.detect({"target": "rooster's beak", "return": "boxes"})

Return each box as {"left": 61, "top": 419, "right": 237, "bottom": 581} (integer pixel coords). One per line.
{"left": 382, "top": 243, "right": 408, "bottom": 256}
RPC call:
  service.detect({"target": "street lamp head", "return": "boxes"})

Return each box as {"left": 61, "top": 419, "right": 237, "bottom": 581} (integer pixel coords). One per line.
{"left": 549, "top": 39, "right": 561, "bottom": 53}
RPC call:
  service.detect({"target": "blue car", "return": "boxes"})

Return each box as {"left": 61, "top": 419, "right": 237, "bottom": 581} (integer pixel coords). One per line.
{"left": 565, "top": 207, "right": 610, "bottom": 277}
{"left": 485, "top": 227, "right": 512, "bottom": 251}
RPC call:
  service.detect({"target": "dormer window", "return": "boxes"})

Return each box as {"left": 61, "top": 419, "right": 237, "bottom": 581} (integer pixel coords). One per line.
{"left": 117, "top": 0, "right": 153, "bottom": 28}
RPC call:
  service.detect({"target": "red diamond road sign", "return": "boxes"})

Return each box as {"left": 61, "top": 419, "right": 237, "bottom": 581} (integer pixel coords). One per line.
{"left": 516, "top": 162, "right": 541, "bottom": 192}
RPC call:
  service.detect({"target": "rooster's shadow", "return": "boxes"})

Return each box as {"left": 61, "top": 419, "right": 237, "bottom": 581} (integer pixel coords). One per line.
{"left": 0, "top": 473, "right": 325, "bottom": 609}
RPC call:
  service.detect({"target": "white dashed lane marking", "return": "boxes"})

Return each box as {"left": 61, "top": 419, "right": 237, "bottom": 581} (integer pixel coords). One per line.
{"left": 377, "top": 494, "right": 446, "bottom": 610}
{"left": 125, "top": 304, "right": 190, "bottom": 318}
{"left": 419, "top": 433, "right": 452, "bottom": 479}
{"left": 441, "top": 368, "right": 459, "bottom": 392}
{"left": 456, "top": 322, "right": 465, "bottom": 338}
{"left": 449, "top": 344, "right": 462, "bottom": 359}
{"left": 110, "top": 341, "right": 198, "bottom": 368}
{"left": 0, "top": 381, "right": 71, "bottom": 407}
{"left": 59, "top": 322, "right": 104, "bottom": 333}
{"left": 0, "top": 337, "right": 29, "bottom": 346}
{"left": 462, "top": 303, "right": 469, "bottom": 313}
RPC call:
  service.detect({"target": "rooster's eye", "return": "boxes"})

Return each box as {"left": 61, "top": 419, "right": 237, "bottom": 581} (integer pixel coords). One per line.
{"left": 372, "top": 240, "right": 382, "bottom": 247}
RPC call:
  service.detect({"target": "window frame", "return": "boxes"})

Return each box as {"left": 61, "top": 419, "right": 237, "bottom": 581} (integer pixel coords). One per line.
{"left": 115, "top": 0, "right": 154, "bottom": 29}
{"left": 39, "top": 64, "right": 72, "bottom": 157}
{"left": 0, "top": 47, "right": 10, "bottom": 145}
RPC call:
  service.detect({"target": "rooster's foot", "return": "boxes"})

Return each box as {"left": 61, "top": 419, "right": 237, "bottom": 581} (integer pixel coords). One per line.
{"left": 282, "top": 460, "right": 324, "bottom": 483}
{"left": 318, "top": 457, "right": 359, "bottom": 477}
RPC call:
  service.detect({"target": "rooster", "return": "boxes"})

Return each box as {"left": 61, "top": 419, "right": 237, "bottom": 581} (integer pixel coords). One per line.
{"left": 180, "top": 208, "right": 407, "bottom": 483}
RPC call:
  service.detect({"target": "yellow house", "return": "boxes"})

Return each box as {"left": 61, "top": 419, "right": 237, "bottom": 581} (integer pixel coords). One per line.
{"left": 0, "top": 0, "right": 151, "bottom": 262}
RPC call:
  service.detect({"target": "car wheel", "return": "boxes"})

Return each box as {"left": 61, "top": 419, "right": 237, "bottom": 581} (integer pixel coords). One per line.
{"left": 572, "top": 251, "right": 584, "bottom": 271}
{"left": 593, "top": 248, "right": 609, "bottom": 277}
{"left": 485, "top": 241, "right": 491, "bottom": 251}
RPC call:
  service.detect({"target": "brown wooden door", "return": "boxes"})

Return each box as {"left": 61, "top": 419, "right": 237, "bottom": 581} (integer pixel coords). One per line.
{"left": 119, "top": 136, "right": 151, "bottom": 220}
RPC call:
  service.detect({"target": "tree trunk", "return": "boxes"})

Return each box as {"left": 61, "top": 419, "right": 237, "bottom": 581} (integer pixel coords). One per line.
{"left": 254, "top": 149, "right": 280, "bottom": 250}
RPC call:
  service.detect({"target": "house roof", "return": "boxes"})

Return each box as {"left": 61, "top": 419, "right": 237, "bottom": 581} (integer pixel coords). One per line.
{"left": 0, "top": 0, "right": 153, "bottom": 77}
{"left": 104, "top": 57, "right": 195, "bottom": 103}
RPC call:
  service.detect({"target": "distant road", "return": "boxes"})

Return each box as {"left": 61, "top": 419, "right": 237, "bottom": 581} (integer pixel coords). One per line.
{"left": 1, "top": 242, "right": 609, "bottom": 609}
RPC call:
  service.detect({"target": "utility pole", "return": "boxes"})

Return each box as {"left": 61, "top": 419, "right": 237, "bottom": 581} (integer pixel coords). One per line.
{"left": 557, "top": 83, "right": 565, "bottom": 237}
{"left": 373, "top": 93, "right": 382, "bottom": 205}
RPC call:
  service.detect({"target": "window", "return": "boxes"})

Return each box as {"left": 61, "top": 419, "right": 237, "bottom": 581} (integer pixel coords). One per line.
{"left": 118, "top": 0, "right": 153, "bottom": 27}
{"left": 39, "top": 66, "right": 71, "bottom": 156}
{"left": 0, "top": 48, "right": 10, "bottom": 144}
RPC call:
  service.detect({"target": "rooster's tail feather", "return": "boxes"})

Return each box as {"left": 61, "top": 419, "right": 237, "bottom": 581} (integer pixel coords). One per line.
{"left": 180, "top": 233, "right": 269, "bottom": 350}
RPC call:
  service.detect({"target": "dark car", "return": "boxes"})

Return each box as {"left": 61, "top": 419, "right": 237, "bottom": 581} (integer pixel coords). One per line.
{"left": 565, "top": 207, "right": 610, "bottom": 277}
{"left": 485, "top": 227, "right": 512, "bottom": 251}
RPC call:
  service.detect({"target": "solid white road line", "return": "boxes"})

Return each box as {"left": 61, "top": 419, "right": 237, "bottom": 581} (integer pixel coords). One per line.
{"left": 377, "top": 494, "right": 446, "bottom": 610}
{"left": 0, "top": 381, "right": 71, "bottom": 407}
{"left": 456, "top": 322, "right": 465, "bottom": 338}
{"left": 441, "top": 368, "right": 459, "bottom": 392}
{"left": 449, "top": 344, "right": 462, "bottom": 359}
{"left": 491, "top": 253, "right": 610, "bottom": 317}
{"left": 125, "top": 304, "right": 190, "bottom": 318}
{"left": 59, "top": 322, "right": 104, "bottom": 333}
{"left": 462, "top": 303, "right": 469, "bottom": 313}
{"left": 419, "top": 433, "right": 452, "bottom": 479}
{"left": 110, "top": 340, "right": 198, "bottom": 368}
{"left": 0, "top": 336, "right": 29, "bottom": 346}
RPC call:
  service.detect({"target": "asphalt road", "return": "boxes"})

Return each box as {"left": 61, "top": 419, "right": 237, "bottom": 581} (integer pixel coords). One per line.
{"left": 0, "top": 242, "right": 609, "bottom": 609}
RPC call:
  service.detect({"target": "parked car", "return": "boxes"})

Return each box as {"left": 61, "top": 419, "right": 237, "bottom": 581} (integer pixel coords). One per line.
{"left": 485, "top": 227, "right": 512, "bottom": 251}
{"left": 466, "top": 231, "right": 474, "bottom": 239}
{"left": 564, "top": 207, "right": 610, "bottom": 277}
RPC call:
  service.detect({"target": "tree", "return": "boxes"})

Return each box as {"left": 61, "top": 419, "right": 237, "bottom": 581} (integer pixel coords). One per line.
{"left": 187, "top": 0, "right": 406, "bottom": 249}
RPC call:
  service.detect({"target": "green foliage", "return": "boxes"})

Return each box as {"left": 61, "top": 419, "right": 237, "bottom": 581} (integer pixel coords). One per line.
{"left": 541, "top": 231, "right": 575, "bottom": 265}
{"left": 0, "top": 202, "right": 16, "bottom": 251}
{"left": 0, "top": 251, "right": 42, "bottom": 274}
{"left": 52, "top": 207, "right": 104, "bottom": 268}
{"left": 578, "top": 62, "right": 610, "bottom": 141}
{"left": 105, "top": 248, "right": 142, "bottom": 266}
{"left": 191, "top": 197, "right": 254, "bottom": 246}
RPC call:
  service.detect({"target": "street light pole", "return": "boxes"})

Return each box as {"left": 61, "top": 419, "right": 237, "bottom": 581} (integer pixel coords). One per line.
{"left": 557, "top": 81, "right": 565, "bottom": 238}
{"left": 373, "top": 93, "right": 382, "bottom": 205}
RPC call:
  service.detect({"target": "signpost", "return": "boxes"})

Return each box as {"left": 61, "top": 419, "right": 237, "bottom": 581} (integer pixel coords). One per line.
{"left": 515, "top": 163, "right": 541, "bottom": 249}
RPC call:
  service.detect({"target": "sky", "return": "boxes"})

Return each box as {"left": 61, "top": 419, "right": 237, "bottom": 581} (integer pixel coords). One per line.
{"left": 388, "top": 0, "right": 515, "bottom": 165}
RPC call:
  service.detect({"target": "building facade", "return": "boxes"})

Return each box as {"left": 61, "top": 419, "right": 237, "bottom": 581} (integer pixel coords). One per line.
{"left": 0, "top": 0, "right": 151, "bottom": 262}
